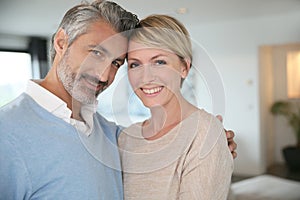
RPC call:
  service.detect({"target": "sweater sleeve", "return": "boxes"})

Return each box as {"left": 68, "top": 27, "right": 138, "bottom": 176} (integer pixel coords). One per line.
{"left": 0, "top": 137, "right": 32, "bottom": 200}
{"left": 179, "top": 119, "right": 234, "bottom": 200}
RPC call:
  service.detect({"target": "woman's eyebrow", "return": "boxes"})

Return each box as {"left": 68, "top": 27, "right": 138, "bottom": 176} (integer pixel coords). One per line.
{"left": 150, "top": 54, "right": 166, "bottom": 60}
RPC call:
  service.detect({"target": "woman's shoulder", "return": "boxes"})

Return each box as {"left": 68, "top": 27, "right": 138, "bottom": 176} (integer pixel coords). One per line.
{"left": 118, "top": 121, "right": 143, "bottom": 145}
{"left": 121, "top": 121, "right": 143, "bottom": 133}
{"left": 196, "top": 108, "right": 219, "bottom": 120}
{"left": 191, "top": 109, "right": 229, "bottom": 159}
{"left": 188, "top": 109, "right": 223, "bottom": 131}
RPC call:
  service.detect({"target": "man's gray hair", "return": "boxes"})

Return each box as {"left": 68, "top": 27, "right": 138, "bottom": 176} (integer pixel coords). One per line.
{"left": 49, "top": 0, "right": 139, "bottom": 63}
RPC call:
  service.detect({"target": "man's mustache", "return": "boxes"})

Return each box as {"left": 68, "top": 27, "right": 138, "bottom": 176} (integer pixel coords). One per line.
{"left": 98, "top": 80, "right": 108, "bottom": 86}
{"left": 81, "top": 73, "right": 108, "bottom": 87}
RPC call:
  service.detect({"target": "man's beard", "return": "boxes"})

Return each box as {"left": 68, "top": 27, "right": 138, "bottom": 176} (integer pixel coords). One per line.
{"left": 56, "top": 51, "right": 101, "bottom": 105}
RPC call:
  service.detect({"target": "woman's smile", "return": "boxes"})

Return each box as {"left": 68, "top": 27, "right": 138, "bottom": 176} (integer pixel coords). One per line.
{"left": 141, "top": 86, "right": 163, "bottom": 96}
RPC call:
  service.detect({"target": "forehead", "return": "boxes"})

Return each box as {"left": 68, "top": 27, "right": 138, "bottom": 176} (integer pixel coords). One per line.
{"left": 78, "top": 20, "right": 128, "bottom": 57}
{"left": 128, "top": 41, "right": 174, "bottom": 57}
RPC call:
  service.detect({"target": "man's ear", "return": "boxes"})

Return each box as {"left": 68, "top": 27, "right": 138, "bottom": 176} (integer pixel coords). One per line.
{"left": 181, "top": 58, "right": 191, "bottom": 79}
{"left": 54, "top": 28, "right": 68, "bottom": 58}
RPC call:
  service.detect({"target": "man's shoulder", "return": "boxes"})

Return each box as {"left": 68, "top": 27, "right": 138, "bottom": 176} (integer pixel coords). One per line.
{"left": 0, "top": 93, "right": 29, "bottom": 117}
{"left": 0, "top": 93, "right": 48, "bottom": 131}
{"left": 94, "top": 112, "right": 122, "bottom": 133}
{"left": 95, "top": 112, "right": 116, "bottom": 125}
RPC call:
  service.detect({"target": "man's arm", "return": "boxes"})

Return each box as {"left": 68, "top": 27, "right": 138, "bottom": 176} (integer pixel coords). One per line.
{"left": 216, "top": 115, "right": 237, "bottom": 159}
{"left": 0, "top": 138, "right": 31, "bottom": 199}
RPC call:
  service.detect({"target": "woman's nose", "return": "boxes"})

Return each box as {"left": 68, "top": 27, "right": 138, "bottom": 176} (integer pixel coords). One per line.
{"left": 142, "top": 64, "right": 156, "bottom": 83}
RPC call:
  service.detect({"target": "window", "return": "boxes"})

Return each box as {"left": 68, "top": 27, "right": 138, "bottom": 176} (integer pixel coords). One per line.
{"left": 0, "top": 51, "right": 32, "bottom": 107}
{"left": 287, "top": 51, "right": 300, "bottom": 99}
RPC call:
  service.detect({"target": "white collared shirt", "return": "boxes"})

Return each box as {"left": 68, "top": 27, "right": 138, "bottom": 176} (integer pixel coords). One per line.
{"left": 25, "top": 80, "right": 91, "bottom": 136}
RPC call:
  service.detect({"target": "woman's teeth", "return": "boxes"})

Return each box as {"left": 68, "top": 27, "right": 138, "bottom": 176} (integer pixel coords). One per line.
{"left": 142, "top": 87, "right": 163, "bottom": 94}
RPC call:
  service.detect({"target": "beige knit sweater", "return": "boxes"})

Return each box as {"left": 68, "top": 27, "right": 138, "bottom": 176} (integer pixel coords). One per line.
{"left": 119, "top": 109, "right": 233, "bottom": 200}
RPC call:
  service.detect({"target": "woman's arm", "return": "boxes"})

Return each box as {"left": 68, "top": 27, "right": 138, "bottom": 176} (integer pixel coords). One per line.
{"left": 179, "top": 119, "right": 234, "bottom": 200}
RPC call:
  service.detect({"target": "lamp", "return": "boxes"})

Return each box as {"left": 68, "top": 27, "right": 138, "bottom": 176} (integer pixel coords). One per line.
{"left": 287, "top": 51, "right": 300, "bottom": 99}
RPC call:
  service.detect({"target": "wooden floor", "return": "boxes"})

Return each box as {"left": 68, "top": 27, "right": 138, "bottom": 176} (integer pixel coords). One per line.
{"left": 267, "top": 163, "right": 300, "bottom": 182}
{"left": 231, "top": 175, "right": 253, "bottom": 183}
{"left": 232, "top": 163, "right": 300, "bottom": 183}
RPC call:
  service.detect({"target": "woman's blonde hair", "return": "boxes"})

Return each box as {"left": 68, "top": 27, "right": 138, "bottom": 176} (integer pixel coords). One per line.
{"left": 129, "top": 14, "right": 192, "bottom": 65}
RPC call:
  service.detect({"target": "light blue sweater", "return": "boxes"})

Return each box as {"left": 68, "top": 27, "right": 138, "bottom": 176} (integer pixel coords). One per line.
{"left": 0, "top": 93, "right": 123, "bottom": 200}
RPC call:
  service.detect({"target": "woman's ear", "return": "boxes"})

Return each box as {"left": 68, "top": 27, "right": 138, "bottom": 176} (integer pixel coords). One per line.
{"left": 53, "top": 28, "right": 68, "bottom": 58}
{"left": 181, "top": 58, "right": 191, "bottom": 79}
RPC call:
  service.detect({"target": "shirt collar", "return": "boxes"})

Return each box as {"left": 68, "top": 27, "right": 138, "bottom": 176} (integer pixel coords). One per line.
{"left": 26, "top": 80, "right": 70, "bottom": 115}
{"left": 25, "top": 80, "right": 92, "bottom": 136}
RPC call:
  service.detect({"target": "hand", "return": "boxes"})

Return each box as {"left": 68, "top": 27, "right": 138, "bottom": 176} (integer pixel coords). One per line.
{"left": 216, "top": 115, "right": 237, "bottom": 159}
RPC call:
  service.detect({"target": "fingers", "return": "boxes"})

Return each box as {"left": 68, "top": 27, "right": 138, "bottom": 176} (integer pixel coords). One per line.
{"left": 226, "top": 129, "right": 237, "bottom": 159}
{"left": 226, "top": 130, "right": 235, "bottom": 141}
{"left": 228, "top": 140, "right": 237, "bottom": 152}
{"left": 216, "top": 115, "right": 223, "bottom": 123}
{"left": 219, "top": 118, "right": 237, "bottom": 159}
{"left": 231, "top": 151, "right": 237, "bottom": 159}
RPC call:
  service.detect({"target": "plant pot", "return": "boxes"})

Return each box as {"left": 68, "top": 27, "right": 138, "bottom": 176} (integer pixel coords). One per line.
{"left": 282, "top": 146, "right": 300, "bottom": 171}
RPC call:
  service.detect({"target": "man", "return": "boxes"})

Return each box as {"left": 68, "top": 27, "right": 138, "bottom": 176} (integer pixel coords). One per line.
{"left": 0, "top": 1, "right": 138, "bottom": 199}
{"left": 0, "top": 0, "right": 236, "bottom": 199}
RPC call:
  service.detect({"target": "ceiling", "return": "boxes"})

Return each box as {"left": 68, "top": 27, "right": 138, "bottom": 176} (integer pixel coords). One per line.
{"left": 0, "top": 0, "right": 300, "bottom": 38}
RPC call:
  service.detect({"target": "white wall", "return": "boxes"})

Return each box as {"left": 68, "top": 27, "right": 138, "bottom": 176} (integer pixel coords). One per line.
{"left": 187, "top": 12, "right": 300, "bottom": 175}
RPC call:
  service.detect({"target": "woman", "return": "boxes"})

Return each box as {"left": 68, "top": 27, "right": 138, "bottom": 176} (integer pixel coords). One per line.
{"left": 118, "top": 15, "right": 233, "bottom": 199}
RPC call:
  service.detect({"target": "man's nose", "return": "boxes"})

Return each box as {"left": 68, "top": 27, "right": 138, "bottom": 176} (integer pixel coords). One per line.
{"left": 96, "top": 60, "right": 112, "bottom": 83}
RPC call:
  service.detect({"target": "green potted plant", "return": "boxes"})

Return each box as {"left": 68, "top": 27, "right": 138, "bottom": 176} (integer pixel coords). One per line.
{"left": 271, "top": 100, "right": 300, "bottom": 171}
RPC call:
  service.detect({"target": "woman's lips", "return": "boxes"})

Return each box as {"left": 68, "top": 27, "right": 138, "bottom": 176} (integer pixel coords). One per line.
{"left": 141, "top": 86, "right": 163, "bottom": 95}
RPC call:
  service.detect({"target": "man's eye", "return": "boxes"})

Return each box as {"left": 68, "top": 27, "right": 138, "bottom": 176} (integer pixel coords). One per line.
{"left": 91, "top": 49, "right": 104, "bottom": 57}
{"left": 129, "top": 62, "right": 140, "bottom": 68}
{"left": 154, "top": 60, "right": 166, "bottom": 66}
{"left": 112, "top": 60, "right": 121, "bottom": 68}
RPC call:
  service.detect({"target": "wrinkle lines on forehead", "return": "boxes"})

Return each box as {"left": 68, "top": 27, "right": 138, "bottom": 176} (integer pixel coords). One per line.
{"left": 82, "top": 22, "right": 128, "bottom": 61}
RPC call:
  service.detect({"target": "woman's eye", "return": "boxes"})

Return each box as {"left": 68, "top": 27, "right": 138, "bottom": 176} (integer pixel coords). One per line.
{"left": 154, "top": 60, "right": 166, "bottom": 66}
{"left": 129, "top": 62, "right": 140, "bottom": 68}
